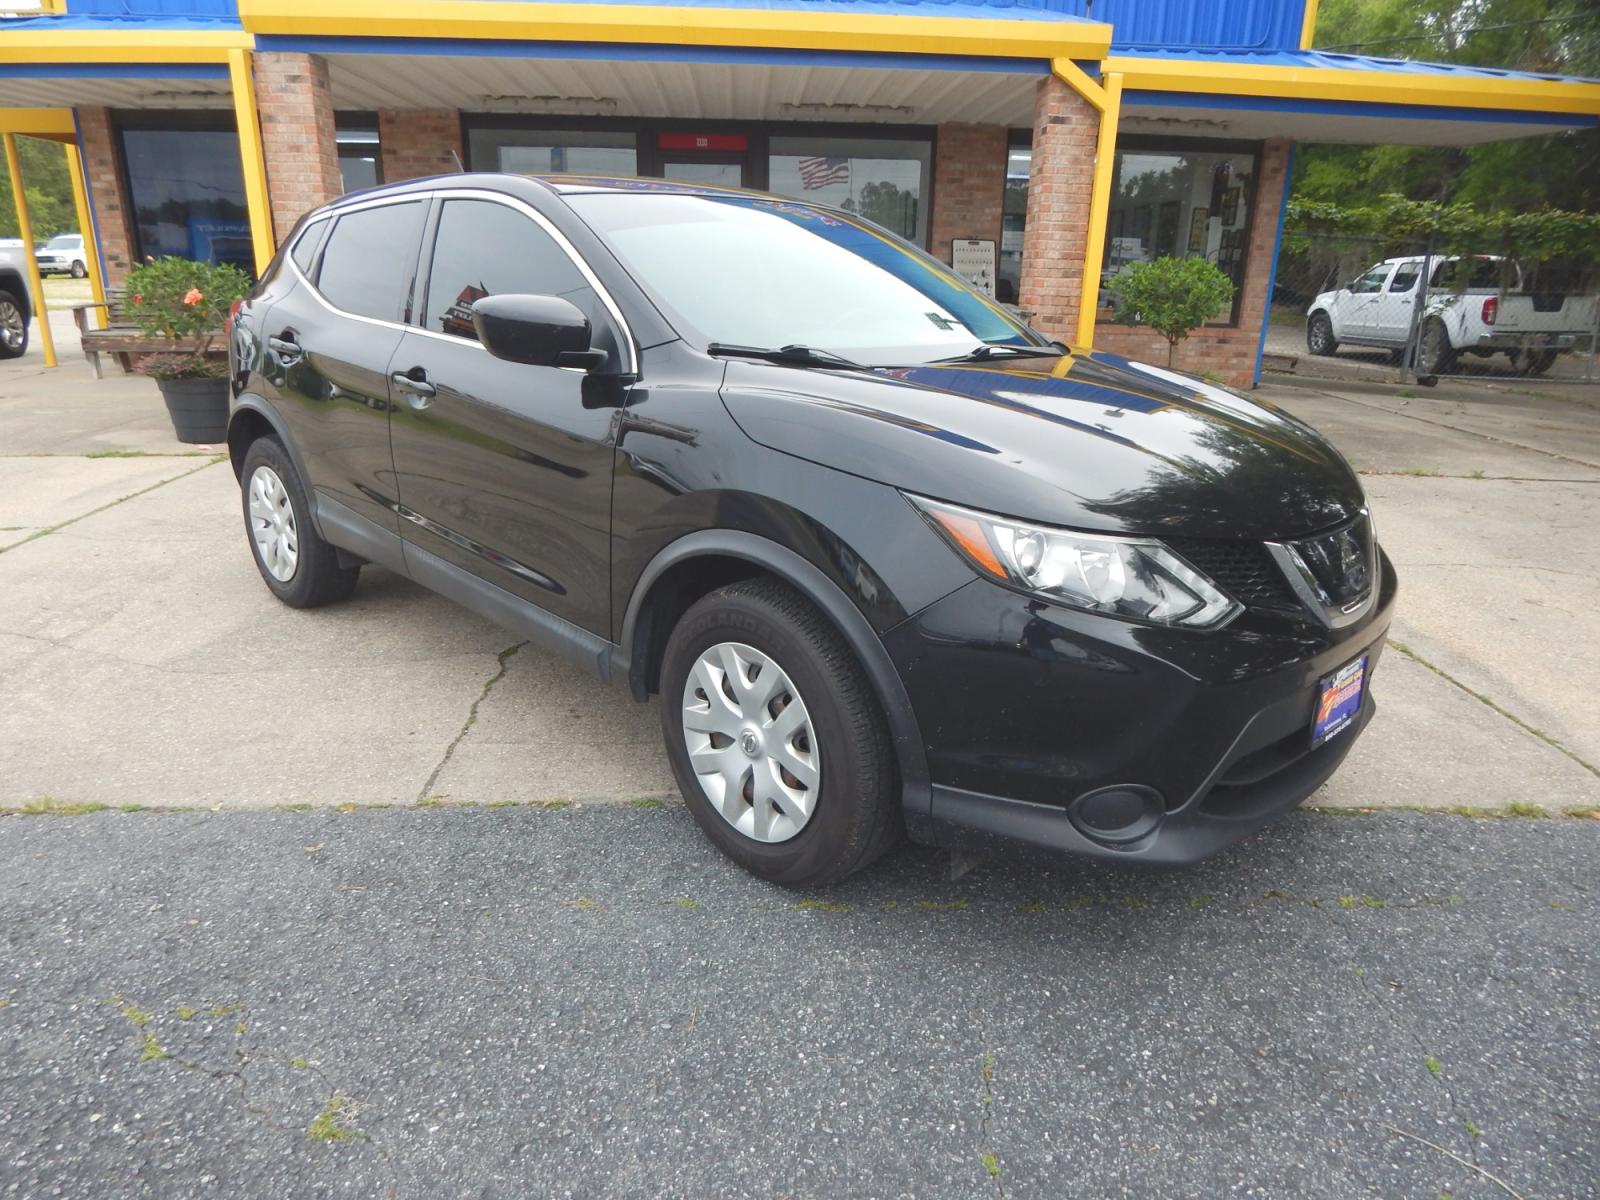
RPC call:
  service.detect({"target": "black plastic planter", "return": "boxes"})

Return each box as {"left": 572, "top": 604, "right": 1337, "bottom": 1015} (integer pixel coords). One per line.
{"left": 157, "top": 376, "right": 229, "bottom": 444}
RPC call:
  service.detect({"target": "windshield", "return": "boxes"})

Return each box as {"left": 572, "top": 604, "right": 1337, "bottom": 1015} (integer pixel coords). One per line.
{"left": 46, "top": 235, "right": 79, "bottom": 249}
{"left": 569, "top": 192, "right": 1045, "bottom": 366}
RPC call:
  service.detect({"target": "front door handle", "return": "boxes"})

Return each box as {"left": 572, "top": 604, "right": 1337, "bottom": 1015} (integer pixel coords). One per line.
{"left": 267, "top": 332, "right": 301, "bottom": 363}
{"left": 391, "top": 368, "right": 436, "bottom": 407}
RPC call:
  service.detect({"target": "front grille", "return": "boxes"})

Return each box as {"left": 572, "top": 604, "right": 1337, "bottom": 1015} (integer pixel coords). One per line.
{"left": 1166, "top": 538, "right": 1300, "bottom": 613}
{"left": 1287, "top": 514, "right": 1375, "bottom": 609}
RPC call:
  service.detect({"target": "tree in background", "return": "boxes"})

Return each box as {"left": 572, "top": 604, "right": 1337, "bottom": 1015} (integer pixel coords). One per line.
{"left": 0, "top": 136, "right": 77, "bottom": 241}
{"left": 1298, "top": 0, "right": 1598, "bottom": 212}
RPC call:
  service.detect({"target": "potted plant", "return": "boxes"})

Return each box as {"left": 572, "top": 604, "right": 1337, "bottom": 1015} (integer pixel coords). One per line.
{"left": 124, "top": 257, "right": 251, "bottom": 444}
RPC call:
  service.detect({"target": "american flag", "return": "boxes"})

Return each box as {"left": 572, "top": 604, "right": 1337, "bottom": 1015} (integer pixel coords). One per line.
{"left": 797, "top": 156, "right": 850, "bottom": 190}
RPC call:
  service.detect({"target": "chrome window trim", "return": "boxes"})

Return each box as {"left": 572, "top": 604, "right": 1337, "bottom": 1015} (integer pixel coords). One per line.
{"left": 286, "top": 188, "right": 639, "bottom": 376}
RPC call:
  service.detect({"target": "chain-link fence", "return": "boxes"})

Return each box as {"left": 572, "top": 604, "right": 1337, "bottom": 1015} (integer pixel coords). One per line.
{"left": 1269, "top": 230, "right": 1600, "bottom": 384}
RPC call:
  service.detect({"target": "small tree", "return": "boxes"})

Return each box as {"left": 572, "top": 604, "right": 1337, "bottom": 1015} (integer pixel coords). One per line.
{"left": 1109, "top": 256, "right": 1235, "bottom": 369}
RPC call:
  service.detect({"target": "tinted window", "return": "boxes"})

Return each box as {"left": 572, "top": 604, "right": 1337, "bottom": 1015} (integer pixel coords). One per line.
{"left": 423, "top": 199, "right": 597, "bottom": 341}
{"left": 318, "top": 202, "right": 425, "bottom": 322}
{"left": 121, "top": 128, "right": 251, "bottom": 273}
{"left": 290, "top": 219, "right": 327, "bottom": 276}
{"left": 1389, "top": 268, "right": 1418, "bottom": 292}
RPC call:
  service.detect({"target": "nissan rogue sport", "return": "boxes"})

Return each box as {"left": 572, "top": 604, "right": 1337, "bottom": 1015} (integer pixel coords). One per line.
{"left": 227, "top": 174, "right": 1395, "bottom": 886}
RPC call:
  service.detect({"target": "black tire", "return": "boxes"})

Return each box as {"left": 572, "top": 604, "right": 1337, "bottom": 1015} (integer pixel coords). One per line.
{"left": 0, "top": 289, "right": 28, "bottom": 360}
{"left": 1419, "top": 318, "right": 1457, "bottom": 376}
{"left": 659, "top": 577, "right": 901, "bottom": 886}
{"left": 1509, "top": 348, "right": 1557, "bottom": 376}
{"left": 1306, "top": 312, "right": 1338, "bottom": 357}
{"left": 239, "top": 436, "right": 359, "bottom": 608}
{"left": 70, "top": 261, "right": 88, "bottom": 279}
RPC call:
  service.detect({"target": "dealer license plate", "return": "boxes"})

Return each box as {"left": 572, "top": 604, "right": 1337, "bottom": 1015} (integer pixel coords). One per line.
{"left": 1312, "top": 655, "right": 1368, "bottom": 747}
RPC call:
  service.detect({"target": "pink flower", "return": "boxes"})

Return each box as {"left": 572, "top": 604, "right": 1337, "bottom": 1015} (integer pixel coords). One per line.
{"left": 183, "top": 288, "right": 203, "bottom": 306}
{"left": 132, "top": 294, "right": 142, "bottom": 305}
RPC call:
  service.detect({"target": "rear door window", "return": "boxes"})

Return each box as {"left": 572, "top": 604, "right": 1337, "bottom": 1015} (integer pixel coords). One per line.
{"left": 317, "top": 201, "right": 426, "bottom": 322}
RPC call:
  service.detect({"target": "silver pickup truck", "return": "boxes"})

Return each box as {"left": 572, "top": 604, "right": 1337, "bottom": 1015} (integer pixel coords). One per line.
{"left": 1306, "top": 254, "right": 1597, "bottom": 376}
{"left": 0, "top": 239, "right": 33, "bottom": 360}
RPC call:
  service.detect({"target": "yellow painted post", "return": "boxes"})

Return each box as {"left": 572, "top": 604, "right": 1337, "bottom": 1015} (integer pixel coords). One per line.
{"left": 2, "top": 132, "right": 57, "bottom": 368}
{"left": 227, "top": 48, "right": 276, "bottom": 275}
{"left": 1075, "top": 71, "right": 1122, "bottom": 350}
{"left": 63, "top": 142, "right": 107, "bottom": 332}
{"left": 1299, "top": 0, "right": 1320, "bottom": 49}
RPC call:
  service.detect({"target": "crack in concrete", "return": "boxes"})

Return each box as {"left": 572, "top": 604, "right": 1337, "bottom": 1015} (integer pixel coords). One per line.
{"left": 1389, "top": 641, "right": 1599, "bottom": 778}
{"left": 1306, "top": 387, "right": 1600, "bottom": 473}
{"left": 416, "top": 641, "right": 527, "bottom": 803}
{"left": 0, "top": 456, "right": 226, "bottom": 557}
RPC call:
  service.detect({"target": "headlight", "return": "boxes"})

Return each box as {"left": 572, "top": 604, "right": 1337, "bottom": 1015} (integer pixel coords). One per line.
{"left": 908, "top": 495, "right": 1240, "bottom": 629}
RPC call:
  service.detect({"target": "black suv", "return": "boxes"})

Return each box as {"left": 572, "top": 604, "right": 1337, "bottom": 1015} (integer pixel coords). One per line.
{"left": 228, "top": 174, "right": 1395, "bottom": 885}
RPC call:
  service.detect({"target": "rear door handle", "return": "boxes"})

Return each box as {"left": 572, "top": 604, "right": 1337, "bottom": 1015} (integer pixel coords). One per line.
{"left": 267, "top": 332, "right": 301, "bottom": 363}
{"left": 391, "top": 368, "right": 436, "bottom": 407}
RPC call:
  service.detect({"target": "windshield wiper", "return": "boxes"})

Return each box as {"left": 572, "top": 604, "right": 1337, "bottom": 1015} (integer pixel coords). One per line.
{"left": 932, "top": 343, "right": 1067, "bottom": 364}
{"left": 705, "top": 342, "right": 868, "bottom": 370}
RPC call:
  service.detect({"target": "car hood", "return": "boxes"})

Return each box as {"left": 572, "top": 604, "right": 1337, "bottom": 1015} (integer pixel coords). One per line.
{"left": 718, "top": 350, "right": 1364, "bottom": 541}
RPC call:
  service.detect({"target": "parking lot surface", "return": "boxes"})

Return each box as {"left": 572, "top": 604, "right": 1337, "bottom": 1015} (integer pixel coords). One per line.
{"left": 3, "top": 805, "right": 1596, "bottom": 1199}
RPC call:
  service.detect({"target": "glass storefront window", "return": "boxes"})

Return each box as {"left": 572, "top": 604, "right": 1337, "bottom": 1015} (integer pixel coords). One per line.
{"left": 336, "top": 125, "right": 381, "bottom": 193}
{"left": 468, "top": 128, "right": 637, "bottom": 175}
{"left": 767, "top": 136, "right": 929, "bottom": 245}
{"left": 998, "top": 144, "right": 1030, "bottom": 305}
{"left": 120, "top": 127, "right": 251, "bottom": 272}
{"left": 1104, "top": 147, "right": 1254, "bottom": 323}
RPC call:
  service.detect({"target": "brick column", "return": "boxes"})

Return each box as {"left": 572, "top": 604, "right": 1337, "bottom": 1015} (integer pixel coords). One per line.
{"left": 77, "top": 107, "right": 136, "bottom": 286}
{"left": 378, "top": 110, "right": 463, "bottom": 182}
{"left": 928, "top": 124, "right": 1007, "bottom": 268}
{"left": 1016, "top": 75, "right": 1098, "bottom": 343}
{"left": 254, "top": 52, "right": 343, "bottom": 241}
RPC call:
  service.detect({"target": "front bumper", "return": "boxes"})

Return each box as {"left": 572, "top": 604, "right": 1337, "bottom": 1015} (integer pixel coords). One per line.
{"left": 885, "top": 548, "right": 1397, "bottom": 865}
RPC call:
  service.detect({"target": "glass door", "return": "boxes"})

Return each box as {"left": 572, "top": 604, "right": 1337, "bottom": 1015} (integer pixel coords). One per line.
{"left": 656, "top": 133, "right": 750, "bottom": 188}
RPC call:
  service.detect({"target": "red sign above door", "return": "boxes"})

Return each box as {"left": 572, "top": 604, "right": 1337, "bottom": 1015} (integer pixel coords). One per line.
{"left": 658, "top": 132, "right": 749, "bottom": 152}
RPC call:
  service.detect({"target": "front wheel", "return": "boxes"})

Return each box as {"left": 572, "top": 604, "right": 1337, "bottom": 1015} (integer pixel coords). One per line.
{"left": 0, "top": 290, "right": 28, "bottom": 360}
{"left": 1418, "top": 318, "right": 1457, "bottom": 376}
{"left": 239, "top": 436, "right": 360, "bottom": 608}
{"left": 660, "top": 578, "right": 901, "bottom": 886}
{"left": 1306, "top": 312, "right": 1338, "bottom": 357}
{"left": 70, "top": 261, "right": 88, "bottom": 279}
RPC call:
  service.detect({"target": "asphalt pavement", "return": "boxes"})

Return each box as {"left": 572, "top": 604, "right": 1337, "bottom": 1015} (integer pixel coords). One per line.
{"left": 2, "top": 803, "right": 1595, "bottom": 1199}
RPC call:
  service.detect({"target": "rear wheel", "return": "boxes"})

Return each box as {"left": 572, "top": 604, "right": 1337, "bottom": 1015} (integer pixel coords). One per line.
{"left": 1509, "top": 348, "right": 1557, "bottom": 376}
{"left": 1306, "top": 312, "right": 1338, "bottom": 356}
{"left": 239, "top": 436, "right": 360, "bottom": 608}
{"left": 0, "top": 290, "right": 27, "bottom": 360}
{"left": 1418, "top": 318, "right": 1457, "bottom": 376}
{"left": 660, "top": 577, "right": 900, "bottom": 886}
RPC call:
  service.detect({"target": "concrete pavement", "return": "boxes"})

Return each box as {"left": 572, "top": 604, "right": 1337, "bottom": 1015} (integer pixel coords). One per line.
{"left": 2, "top": 360, "right": 1595, "bottom": 814}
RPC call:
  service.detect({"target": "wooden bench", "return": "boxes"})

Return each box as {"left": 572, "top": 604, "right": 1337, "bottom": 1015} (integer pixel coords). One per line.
{"left": 70, "top": 289, "right": 208, "bottom": 380}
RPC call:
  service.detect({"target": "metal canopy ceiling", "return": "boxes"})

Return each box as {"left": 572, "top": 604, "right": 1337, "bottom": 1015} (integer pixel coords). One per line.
{"left": 324, "top": 53, "right": 1045, "bottom": 126}
{"left": 0, "top": 77, "right": 234, "bottom": 109}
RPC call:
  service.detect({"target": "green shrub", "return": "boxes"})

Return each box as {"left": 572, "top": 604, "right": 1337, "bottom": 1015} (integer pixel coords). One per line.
{"left": 1109, "top": 256, "right": 1236, "bottom": 369}
{"left": 124, "top": 257, "right": 250, "bottom": 344}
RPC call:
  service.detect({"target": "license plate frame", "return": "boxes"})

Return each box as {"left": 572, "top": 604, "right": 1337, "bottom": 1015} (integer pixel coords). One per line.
{"left": 1311, "top": 654, "right": 1368, "bottom": 748}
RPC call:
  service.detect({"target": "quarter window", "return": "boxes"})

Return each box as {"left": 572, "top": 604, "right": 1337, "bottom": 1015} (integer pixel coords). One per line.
{"left": 290, "top": 218, "right": 327, "bottom": 277}
{"left": 317, "top": 202, "right": 426, "bottom": 322}
{"left": 423, "top": 199, "right": 597, "bottom": 341}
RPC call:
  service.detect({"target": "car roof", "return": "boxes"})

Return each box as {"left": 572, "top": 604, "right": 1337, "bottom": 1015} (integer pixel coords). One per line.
{"left": 323, "top": 172, "right": 809, "bottom": 213}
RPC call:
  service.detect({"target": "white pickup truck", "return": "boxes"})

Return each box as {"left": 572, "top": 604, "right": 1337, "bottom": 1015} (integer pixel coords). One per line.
{"left": 0, "top": 239, "right": 34, "bottom": 360}
{"left": 1305, "top": 254, "right": 1597, "bottom": 376}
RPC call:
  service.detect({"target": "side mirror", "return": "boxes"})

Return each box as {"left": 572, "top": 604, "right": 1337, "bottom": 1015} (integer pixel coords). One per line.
{"left": 471, "top": 293, "right": 606, "bottom": 370}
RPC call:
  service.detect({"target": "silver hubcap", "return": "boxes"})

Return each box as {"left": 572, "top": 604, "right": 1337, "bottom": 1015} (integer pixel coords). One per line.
{"left": 0, "top": 301, "right": 22, "bottom": 351}
{"left": 680, "top": 641, "right": 820, "bottom": 843}
{"left": 248, "top": 465, "right": 299, "bottom": 582}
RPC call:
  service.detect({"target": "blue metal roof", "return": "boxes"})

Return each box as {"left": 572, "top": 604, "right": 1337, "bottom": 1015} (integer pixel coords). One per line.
{"left": 1117, "top": 45, "right": 1600, "bottom": 88}
{"left": 1100, "top": 0, "right": 1305, "bottom": 55}
{"left": 0, "top": 12, "right": 244, "bottom": 31}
